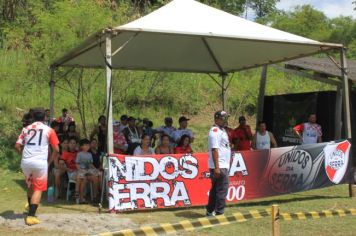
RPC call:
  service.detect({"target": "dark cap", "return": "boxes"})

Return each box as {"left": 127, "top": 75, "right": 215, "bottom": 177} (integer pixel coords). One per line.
{"left": 239, "top": 116, "right": 246, "bottom": 122}
{"left": 120, "top": 115, "right": 128, "bottom": 121}
{"left": 165, "top": 117, "right": 173, "bottom": 123}
{"left": 178, "top": 116, "right": 190, "bottom": 123}
{"left": 214, "top": 110, "right": 229, "bottom": 119}
{"left": 127, "top": 116, "right": 136, "bottom": 121}
{"left": 62, "top": 108, "right": 68, "bottom": 113}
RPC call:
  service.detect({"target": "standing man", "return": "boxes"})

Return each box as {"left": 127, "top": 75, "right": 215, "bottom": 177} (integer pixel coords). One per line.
{"left": 56, "top": 108, "right": 75, "bottom": 134}
{"left": 119, "top": 115, "right": 128, "bottom": 133}
{"left": 156, "top": 117, "right": 176, "bottom": 145}
{"left": 293, "top": 113, "right": 322, "bottom": 144}
{"left": 171, "top": 116, "right": 194, "bottom": 145}
{"left": 123, "top": 116, "right": 142, "bottom": 155}
{"left": 15, "top": 108, "right": 59, "bottom": 226}
{"left": 233, "top": 116, "right": 253, "bottom": 151}
{"left": 252, "top": 121, "right": 278, "bottom": 150}
{"left": 206, "top": 111, "right": 231, "bottom": 216}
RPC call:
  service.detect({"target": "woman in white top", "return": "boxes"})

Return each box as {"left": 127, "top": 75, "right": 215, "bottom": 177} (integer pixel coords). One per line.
{"left": 133, "top": 134, "right": 155, "bottom": 155}
{"left": 252, "top": 121, "right": 278, "bottom": 150}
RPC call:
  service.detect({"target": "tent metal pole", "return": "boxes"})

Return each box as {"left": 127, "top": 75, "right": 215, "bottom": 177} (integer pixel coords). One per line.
{"left": 340, "top": 47, "right": 354, "bottom": 198}
{"left": 221, "top": 74, "right": 227, "bottom": 111}
{"left": 334, "top": 85, "right": 342, "bottom": 140}
{"left": 106, "top": 33, "right": 114, "bottom": 154}
{"left": 49, "top": 67, "right": 55, "bottom": 121}
{"left": 256, "top": 65, "right": 267, "bottom": 126}
{"left": 340, "top": 48, "right": 352, "bottom": 139}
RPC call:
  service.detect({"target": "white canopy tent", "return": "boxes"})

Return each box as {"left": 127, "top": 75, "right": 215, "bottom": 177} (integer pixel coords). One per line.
{"left": 50, "top": 0, "right": 352, "bottom": 155}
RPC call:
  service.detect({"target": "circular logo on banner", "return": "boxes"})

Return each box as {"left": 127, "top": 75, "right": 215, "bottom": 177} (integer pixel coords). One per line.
{"left": 268, "top": 149, "right": 313, "bottom": 193}
{"left": 327, "top": 150, "right": 344, "bottom": 170}
{"left": 324, "top": 141, "right": 350, "bottom": 184}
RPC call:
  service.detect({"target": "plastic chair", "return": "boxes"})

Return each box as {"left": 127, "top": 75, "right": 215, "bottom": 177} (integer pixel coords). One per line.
{"left": 66, "top": 174, "right": 94, "bottom": 202}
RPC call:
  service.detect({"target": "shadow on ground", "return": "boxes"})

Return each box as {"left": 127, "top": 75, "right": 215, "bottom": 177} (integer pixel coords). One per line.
{"left": 0, "top": 210, "right": 24, "bottom": 220}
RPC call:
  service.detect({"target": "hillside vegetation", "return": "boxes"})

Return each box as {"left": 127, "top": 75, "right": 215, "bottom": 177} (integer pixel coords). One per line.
{"left": 0, "top": 0, "right": 355, "bottom": 170}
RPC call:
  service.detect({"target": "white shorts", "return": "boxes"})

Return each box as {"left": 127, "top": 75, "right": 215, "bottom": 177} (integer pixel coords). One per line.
{"left": 21, "top": 160, "right": 48, "bottom": 191}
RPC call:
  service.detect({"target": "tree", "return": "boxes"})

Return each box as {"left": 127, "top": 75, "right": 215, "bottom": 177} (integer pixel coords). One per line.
{"left": 268, "top": 5, "right": 330, "bottom": 41}
{"left": 199, "top": 0, "right": 247, "bottom": 15}
{"left": 248, "top": 0, "right": 279, "bottom": 18}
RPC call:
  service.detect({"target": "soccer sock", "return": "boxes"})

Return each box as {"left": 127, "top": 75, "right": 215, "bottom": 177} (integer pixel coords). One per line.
{"left": 28, "top": 204, "right": 38, "bottom": 217}
{"left": 28, "top": 197, "right": 31, "bottom": 206}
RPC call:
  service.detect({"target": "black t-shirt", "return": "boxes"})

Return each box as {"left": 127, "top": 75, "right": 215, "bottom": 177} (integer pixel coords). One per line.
{"left": 90, "top": 149, "right": 101, "bottom": 169}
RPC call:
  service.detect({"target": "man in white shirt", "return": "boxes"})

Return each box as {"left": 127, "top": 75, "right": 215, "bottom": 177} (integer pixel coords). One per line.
{"left": 171, "top": 116, "right": 194, "bottom": 145}
{"left": 156, "top": 117, "right": 176, "bottom": 144}
{"left": 206, "top": 111, "right": 231, "bottom": 216}
{"left": 252, "top": 121, "right": 278, "bottom": 150}
{"left": 293, "top": 113, "right": 322, "bottom": 144}
{"left": 15, "top": 108, "right": 60, "bottom": 226}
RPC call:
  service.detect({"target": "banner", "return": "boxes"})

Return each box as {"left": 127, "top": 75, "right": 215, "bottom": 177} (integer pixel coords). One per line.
{"left": 108, "top": 140, "right": 351, "bottom": 212}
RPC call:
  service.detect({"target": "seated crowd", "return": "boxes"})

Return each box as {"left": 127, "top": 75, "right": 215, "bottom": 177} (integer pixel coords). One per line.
{"left": 21, "top": 107, "right": 281, "bottom": 204}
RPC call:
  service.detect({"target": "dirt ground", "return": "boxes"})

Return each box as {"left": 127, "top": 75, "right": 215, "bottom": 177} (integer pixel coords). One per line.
{"left": 0, "top": 212, "right": 137, "bottom": 235}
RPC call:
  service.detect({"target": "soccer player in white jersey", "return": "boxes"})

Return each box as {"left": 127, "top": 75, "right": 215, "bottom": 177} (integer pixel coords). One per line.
{"left": 15, "top": 108, "right": 59, "bottom": 226}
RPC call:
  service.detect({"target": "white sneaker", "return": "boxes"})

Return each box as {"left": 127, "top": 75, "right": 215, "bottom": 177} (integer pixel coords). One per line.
{"left": 206, "top": 211, "right": 215, "bottom": 216}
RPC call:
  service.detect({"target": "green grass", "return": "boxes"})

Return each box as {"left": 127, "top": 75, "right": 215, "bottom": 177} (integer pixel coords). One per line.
{"left": 1, "top": 169, "right": 356, "bottom": 235}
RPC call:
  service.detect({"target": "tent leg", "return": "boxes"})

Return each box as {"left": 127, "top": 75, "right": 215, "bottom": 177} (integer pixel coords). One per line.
{"left": 334, "top": 85, "right": 342, "bottom": 140}
{"left": 106, "top": 33, "right": 114, "bottom": 154}
{"left": 340, "top": 48, "right": 352, "bottom": 139}
{"left": 49, "top": 67, "right": 55, "bottom": 121}
{"left": 221, "top": 74, "right": 227, "bottom": 111}
{"left": 340, "top": 47, "right": 354, "bottom": 198}
{"left": 256, "top": 65, "right": 267, "bottom": 126}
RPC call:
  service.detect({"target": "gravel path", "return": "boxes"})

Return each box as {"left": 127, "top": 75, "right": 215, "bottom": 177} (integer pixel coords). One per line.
{"left": 0, "top": 213, "right": 137, "bottom": 235}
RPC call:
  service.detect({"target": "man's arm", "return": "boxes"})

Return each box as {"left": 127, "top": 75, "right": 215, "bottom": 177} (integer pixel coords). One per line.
{"left": 317, "top": 136, "right": 322, "bottom": 143}
{"left": 246, "top": 126, "right": 253, "bottom": 140}
{"left": 251, "top": 134, "right": 257, "bottom": 150}
{"left": 90, "top": 126, "right": 98, "bottom": 140}
{"left": 269, "top": 132, "right": 278, "bottom": 148}
{"left": 212, "top": 148, "right": 220, "bottom": 178}
{"left": 15, "top": 143, "right": 23, "bottom": 155}
{"left": 49, "top": 144, "right": 60, "bottom": 167}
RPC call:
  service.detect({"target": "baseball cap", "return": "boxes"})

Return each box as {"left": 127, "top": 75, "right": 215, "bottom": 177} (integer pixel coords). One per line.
{"left": 113, "top": 120, "right": 120, "bottom": 126}
{"left": 165, "top": 117, "right": 173, "bottom": 123}
{"left": 214, "top": 110, "right": 229, "bottom": 119}
{"left": 120, "top": 115, "right": 128, "bottom": 121}
{"left": 178, "top": 116, "right": 190, "bottom": 123}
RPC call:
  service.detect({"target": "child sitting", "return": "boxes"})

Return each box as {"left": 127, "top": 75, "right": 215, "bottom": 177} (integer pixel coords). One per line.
{"left": 55, "top": 137, "right": 78, "bottom": 199}
{"left": 75, "top": 139, "right": 100, "bottom": 203}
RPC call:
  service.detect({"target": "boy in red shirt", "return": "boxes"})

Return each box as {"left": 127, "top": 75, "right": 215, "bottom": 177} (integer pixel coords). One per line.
{"left": 54, "top": 137, "right": 78, "bottom": 199}
{"left": 233, "top": 116, "right": 253, "bottom": 151}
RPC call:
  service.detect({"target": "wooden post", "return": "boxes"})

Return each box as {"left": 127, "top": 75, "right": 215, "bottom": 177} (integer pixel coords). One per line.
{"left": 106, "top": 33, "right": 114, "bottom": 154}
{"left": 334, "top": 85, "right": 342, "bottom": 140}
{"left": 272, "top": 204, "right": 280, "bottom": 236}
{"left": 49, "top": 67, "right": 55, "bottom": 121}
{"left": 256, "top": 65, "right": 267, "bottom": 126}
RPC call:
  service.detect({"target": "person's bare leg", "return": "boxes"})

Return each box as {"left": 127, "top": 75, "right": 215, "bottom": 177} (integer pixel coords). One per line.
{"left": 79, "top": 178, "right": 87, "bottom": 202}
{"left": 89, "top": 176, "right": 98, "bottom": 199}
{"left": 27, "top": 188, "right": 34, "bottom": 203}
{"left": 30, "top": 190, "right": 42, "bottom": 205}
{"left": 54, "top": 170, "right": 64, "bottom": 198}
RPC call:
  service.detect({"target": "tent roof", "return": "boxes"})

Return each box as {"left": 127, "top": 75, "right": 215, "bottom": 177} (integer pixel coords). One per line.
{"left": 51, "top": 0, "right": 342, "bottom": 74}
